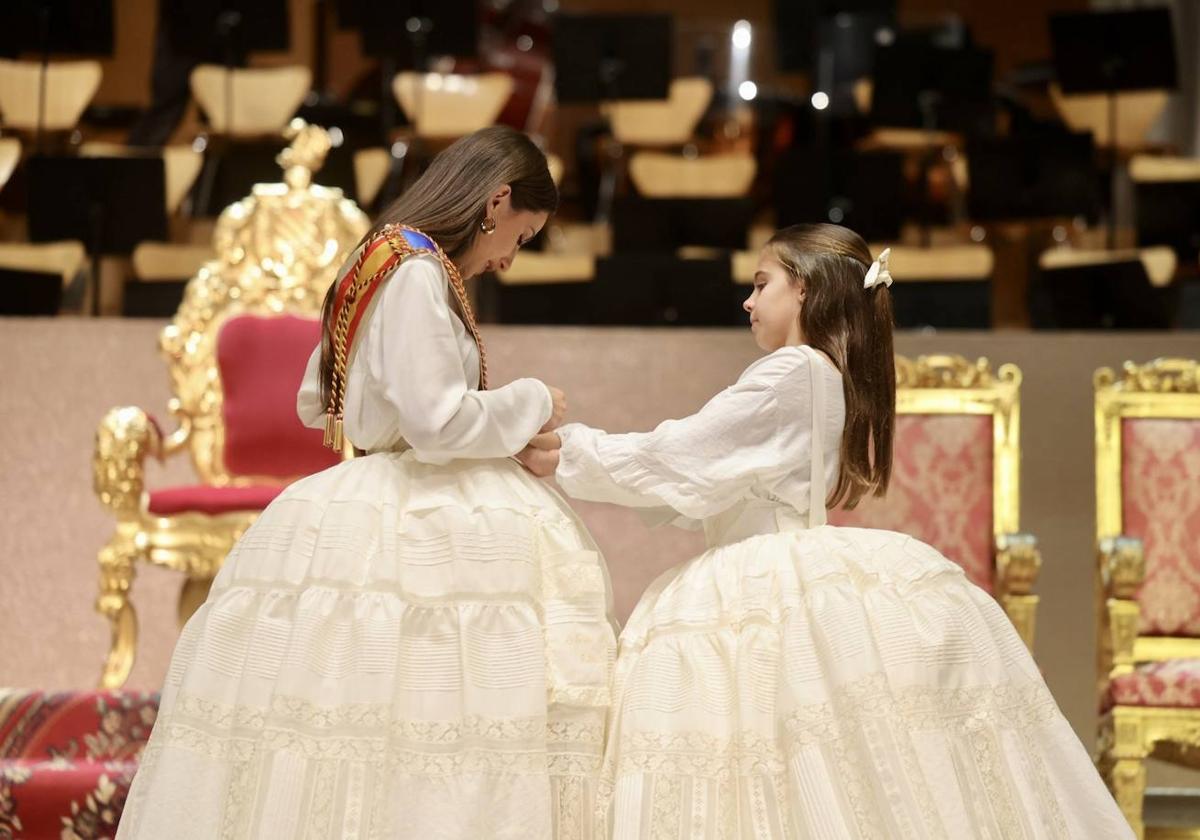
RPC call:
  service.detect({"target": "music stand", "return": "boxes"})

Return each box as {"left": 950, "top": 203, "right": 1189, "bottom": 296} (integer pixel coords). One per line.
{"left": 1032, "top": 257, "right": 1177, "bottom": 330}
{"left": 814, "top": 7, "right": 896, "bottom": 117}
{"left": 553, "top": 13, "right": 672, "bottom": 223}
{"left": 589, "top": 255, "right": 669, "bottom": 326}
{"left": 0, "top": 0, "right": 113, "bottom": 149}
{"left": 662, "top": 256, "right": 739, "bottom": 327}
{"left": 1136, "top": 179, "right": 1200, "bottom": 265}
{"left": 193, "top": 138, "right": 359, "bottom": 218}
{"left": 966, "top": 131, "right": 1100, "bottom": 223}
{"left": 484, "top": 276, "right": 591, "bottom": 326}
{"left": 1049, "top": 8, "right": 1177, "bottom": 247}
{"left": 612, "top": 198, "right": 754, "bottom": 253}
{"left": 774, "top": 147, "right": 904, "bottom": 243}
{"left": 891, "top": 279, "right": 991, "bottom": 330}
{"left": 553, "top": 14, "right": 672, "bottom": 103}
{"left": 341, "top": 0, "right": 478, "bottom": 139}
{"left": 870, "top": 36, "right": 993, "bottom": 135}
{"left": 0, "top": 266, "right": 66, "bottom": 315}
{"left": 162, "top": 1, "right": 290, "bottom": 132}
{"left": 26, "top": 156, "right": 167, "bottom": 316}
{"left": 773, "top": 0, "right": 895, "bottom": 75}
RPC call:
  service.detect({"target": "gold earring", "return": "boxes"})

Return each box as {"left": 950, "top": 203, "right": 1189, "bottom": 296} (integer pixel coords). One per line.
{"left": 480, "top": 217, "right": 496, "bottom": 235}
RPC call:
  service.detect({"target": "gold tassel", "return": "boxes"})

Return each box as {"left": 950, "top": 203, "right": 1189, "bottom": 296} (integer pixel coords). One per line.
{"left": 324, "top": 412, "right": 336, "bottom": 449}
{"left": 332, "top": 418, "right": 344, "bottom": 451}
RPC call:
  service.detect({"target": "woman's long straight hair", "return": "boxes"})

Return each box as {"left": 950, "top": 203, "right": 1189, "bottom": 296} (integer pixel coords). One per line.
{"left": 317, "top": 125, "right": 558, "bottom": 409}
{"left": 766, "top": 223, "right": 896, "bottom": 509}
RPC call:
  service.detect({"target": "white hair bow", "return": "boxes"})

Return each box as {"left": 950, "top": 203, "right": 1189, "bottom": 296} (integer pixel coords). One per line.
{"left": 864, "top": 248, "right": 893, "bottom": 290}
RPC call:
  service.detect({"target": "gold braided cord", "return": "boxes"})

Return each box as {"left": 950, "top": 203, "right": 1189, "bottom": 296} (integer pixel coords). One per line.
{"left": 323, "top": 224, "right": 488, "bottom": 451}
{"left": 382, "top": 225, "right": 489, "bottom": 391}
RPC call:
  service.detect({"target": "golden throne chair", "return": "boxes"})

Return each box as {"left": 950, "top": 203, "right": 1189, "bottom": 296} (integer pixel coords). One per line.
{"left": 92, "top": 121, "right": 369, "bottom": 689}
{"left": 1094, "top": 358, "right": 1200, "bottom": 839}
{"left": 830, "top": 354, "right": 1041, "bottom": 649}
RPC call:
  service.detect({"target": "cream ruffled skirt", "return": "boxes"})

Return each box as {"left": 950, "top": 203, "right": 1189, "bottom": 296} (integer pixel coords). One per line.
{"left": 117, "top": 452, "right": 615, "bottom": 840}
{"left": 599, "top": 525, "right": 1132, "bottom": 840}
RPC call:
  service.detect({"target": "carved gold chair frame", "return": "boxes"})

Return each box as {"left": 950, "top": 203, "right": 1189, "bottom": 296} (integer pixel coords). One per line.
{"left": 1094, "top": 358, "right": 1200, "bottom": 839}
{"left": 896, "top": 354, "right": 1040, "bottom": 649}
{"left": 92, "top": 122, "right": 368, "bottom": 689}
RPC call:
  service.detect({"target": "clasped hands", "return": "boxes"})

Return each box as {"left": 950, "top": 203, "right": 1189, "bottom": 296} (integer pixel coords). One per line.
{"left": 515, "top": 385, "right": 564, "bottom": 478}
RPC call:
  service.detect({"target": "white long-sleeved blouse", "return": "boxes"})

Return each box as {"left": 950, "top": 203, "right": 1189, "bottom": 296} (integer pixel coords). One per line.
{"left": 297, "top": 254, "right": 551, "bottom": 463}
{"left": 555, "top": 346, "right": 845, "bottom": 533}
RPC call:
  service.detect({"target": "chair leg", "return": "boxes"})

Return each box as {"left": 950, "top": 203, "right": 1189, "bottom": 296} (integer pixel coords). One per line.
{"left": 96, "top": 532, "right": 139, "bottom": 689}
{"left": 177, "top": 575, "right": 214, "bottom": 628}
{"left": 1103, "top": 713, "right": 1150, "bottom": 840}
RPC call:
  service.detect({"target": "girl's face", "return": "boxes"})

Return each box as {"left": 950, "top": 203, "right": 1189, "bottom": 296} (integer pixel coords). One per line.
{"left": 743, "top": 248, "right": 805, "bottom": 352}
{"left": 460, "top": 185, "right": 548, "bottom": 279}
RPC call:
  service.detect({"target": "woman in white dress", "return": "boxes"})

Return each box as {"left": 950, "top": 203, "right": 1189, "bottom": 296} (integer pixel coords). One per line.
{"left": 118, "top": 127, "right": 615, "bottom": 840}
{"left": 520, "top": 224, "right": 1132, "bottom": 839}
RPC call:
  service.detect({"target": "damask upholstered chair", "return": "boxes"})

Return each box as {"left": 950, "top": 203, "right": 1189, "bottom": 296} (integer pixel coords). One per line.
{"left": 830, "top": 354, "right": 1041, "bottom": 649}
{"left": 91, "top": 122, "right": 368, "bottom": 689}
{"left": 1094, "top": 358, "right": 1200, "bottom": 839}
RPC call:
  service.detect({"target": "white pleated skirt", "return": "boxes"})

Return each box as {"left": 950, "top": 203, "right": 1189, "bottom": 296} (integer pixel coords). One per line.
{"left": 599, "top": 525, "right": 1132, "bottom": 840}
{"left": 117, "top": 452, "right": 616, "bottom": 840}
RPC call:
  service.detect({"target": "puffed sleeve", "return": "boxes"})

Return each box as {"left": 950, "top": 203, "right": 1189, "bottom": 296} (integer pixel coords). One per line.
{"left": 555, "top": 348, "right": 815, "bottom": 520}
{"left": 296, "top": 344, "right": 324, "bottom": 429}
{"left": 296, "top": 255, "right": 552, "bottom": 462}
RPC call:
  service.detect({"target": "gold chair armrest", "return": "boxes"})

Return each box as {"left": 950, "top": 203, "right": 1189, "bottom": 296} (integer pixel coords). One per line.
{"left": 160, "top": 398, "right": 194, "bottom": 458}
{"left": 995, "top": 533, "right": 1041, "bottom": 597}
{"left": 93, "top": 407, "right": 164, "bottom": 517}
{"left": 995, "top": 533, "right": 1041, "bottom": 650}
{"left": 1100, "top": 536, "right": 1146, "bottom": 678}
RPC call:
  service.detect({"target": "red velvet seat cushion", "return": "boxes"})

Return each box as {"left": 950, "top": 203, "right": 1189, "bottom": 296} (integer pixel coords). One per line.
{"left": 1109, "top": 659, "right": 1200, "bottom": 709}
{"left": 217, "top": 314, "right": 341, "bottom": 479}
{"left": 147, "top": 484, "right": 286, "bottom": 516}
{"left": 830, "top": 414, "right": 995, "bottom": 592}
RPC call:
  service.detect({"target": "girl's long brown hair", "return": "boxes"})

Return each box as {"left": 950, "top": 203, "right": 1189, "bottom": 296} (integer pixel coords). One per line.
{"left": 766, "top": 223, "right": 896, "bottom": 509}
{"left": 317, "top": 125, "right": 558, "bottom": 409}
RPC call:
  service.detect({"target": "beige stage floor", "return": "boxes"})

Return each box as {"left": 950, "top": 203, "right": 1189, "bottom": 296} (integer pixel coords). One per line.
{"left": 2, "top": 318, "right": 1199, "bottom": 783}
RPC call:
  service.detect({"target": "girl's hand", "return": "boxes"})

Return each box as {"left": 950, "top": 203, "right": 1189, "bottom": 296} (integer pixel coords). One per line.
{"left": 515, "top": 442, "right": 559, "bottom": 477}
{"left": 542, "top": 386, "right": 566, "bottom": 432}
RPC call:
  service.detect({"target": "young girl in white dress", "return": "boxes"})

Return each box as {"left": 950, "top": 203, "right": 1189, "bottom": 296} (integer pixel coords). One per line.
{"left": 117, "top": 127, "right": 615, "bottom": 840}
{"left": 521, "top": 224, "right": 1132, "bottom": 839}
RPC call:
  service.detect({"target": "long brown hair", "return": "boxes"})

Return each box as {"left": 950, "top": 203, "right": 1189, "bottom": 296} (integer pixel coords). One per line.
{"left": 317, "top": 126, "right": 558, "bottom": 409}
{"left": 766, "top": 223, "right": 895, "bottom": 509}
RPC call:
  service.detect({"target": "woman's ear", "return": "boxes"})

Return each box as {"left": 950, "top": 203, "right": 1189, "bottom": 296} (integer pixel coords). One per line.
{"left": 490, "top": 184, "right": 513, "bottom": 212}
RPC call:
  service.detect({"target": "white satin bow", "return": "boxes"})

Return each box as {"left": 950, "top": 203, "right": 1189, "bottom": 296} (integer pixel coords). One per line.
{"left": 864, "top": 248, "right": 893, "bottom": 290}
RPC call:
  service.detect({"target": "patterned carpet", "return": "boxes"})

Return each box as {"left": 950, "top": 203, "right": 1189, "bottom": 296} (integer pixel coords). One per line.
{"left": 0, "top": 690, "right": 157, "bottom": 840}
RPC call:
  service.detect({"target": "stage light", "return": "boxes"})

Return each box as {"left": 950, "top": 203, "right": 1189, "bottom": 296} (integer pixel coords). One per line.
{"left": 738, "top": 81, "right": 758, "bottom": 101}
{"left": 811, "top": 91, "right": 830, "bottom": 110}
{"left": 732, "top": 20, "right": 752, "bottom": 50}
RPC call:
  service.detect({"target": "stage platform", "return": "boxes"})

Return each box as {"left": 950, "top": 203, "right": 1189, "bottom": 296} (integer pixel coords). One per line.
{"left": 3, "top": 318, "right": 1199, "bottom": 786}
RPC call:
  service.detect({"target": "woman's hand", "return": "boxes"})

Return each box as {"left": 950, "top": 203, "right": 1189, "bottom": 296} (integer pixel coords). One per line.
{"left": 541, "top": 386, "right": 567, "bottom": 432}
{"left": 515, "top": 431, "right": 562, "bottom": 478}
